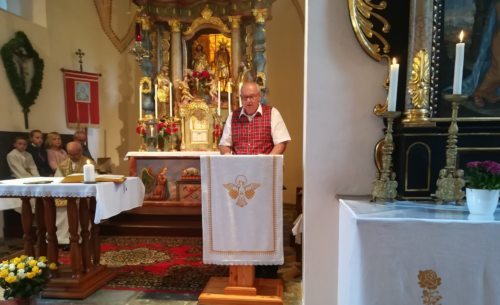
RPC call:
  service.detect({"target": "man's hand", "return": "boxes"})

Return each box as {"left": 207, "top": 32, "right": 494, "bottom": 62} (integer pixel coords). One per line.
{"left": 269, "top": 142, "right": 288, "bottom": 155}
{"left": 219, "top": 145, "right": 233, "bottom": 155}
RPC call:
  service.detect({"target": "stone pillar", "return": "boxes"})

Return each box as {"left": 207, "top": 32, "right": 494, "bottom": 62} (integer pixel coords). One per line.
{"left": 229, "top": 16, "right": 242, "bottom": 85}
{"left": 169, "top": 19, "right": 182, "bottom": 92}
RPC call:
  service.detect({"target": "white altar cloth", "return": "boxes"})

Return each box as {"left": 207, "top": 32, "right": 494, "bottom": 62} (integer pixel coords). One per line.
{"left": 200, "top": 155, "right": 283, "bottom": 265}
{"left": 338, "top": 198, "right": 500, "bottom": 305}
{"left": 0, "top": 177, "right": 145, "bottom": 223}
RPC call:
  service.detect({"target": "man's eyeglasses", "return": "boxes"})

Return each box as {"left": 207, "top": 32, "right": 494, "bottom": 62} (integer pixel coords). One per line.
{"left": 240, "top": 94, "right": 260, "bottom": 101}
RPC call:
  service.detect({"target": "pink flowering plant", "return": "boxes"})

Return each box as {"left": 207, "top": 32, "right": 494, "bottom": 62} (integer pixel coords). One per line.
{"left": 465, "top": 161, "right": 500, "bottom": 189}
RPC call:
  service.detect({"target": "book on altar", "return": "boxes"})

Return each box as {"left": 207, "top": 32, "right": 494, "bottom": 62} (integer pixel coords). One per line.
{"left": 60, "top": 174, "right": 127, "bottom": 183}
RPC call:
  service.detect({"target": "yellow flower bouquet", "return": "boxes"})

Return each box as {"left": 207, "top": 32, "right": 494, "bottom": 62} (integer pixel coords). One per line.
{"left": 0, "top": 255, "right": 57, "bottom": 299}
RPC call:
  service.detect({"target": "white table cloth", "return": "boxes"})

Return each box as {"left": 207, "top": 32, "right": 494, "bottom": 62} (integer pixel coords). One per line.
{"left": 0, "top": 177, "right": 145, "bottom": 223}
{"left": 338, "top": 198, "right": 500, "bottom": 305}
{"left": 200, "top": 155, "right": 283, "bottom": 265}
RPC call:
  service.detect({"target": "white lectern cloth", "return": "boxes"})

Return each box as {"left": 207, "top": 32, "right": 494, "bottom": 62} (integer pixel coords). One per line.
{"left": 200, "top": 155, "right": 283, "bottom": 265}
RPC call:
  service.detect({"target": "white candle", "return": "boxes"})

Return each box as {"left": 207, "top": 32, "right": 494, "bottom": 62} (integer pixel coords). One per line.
{"left": 453, "top": 30, "right": 465, "bottom": 95}
{"left": 154, "top": 84, "right": 158, "bottom": 118}
{"left": 217, "top": 81, "right": 221, "bottom": 116}
{"left": 139, "top": 84, "right": 143, "bottom": 118}
{"left": 387, "top": 57, "right": 399, "bottom": 112}
{"left": 228, "top": 86, "right": 231, "bottom": 115}
{"left": 169, "top": 82, "right": 173, "bottom": 117}
{"left": 238, "top": 82, "right": 242, "bottom": 107}
{"left": 83, "top": 160, "right": 95, "bottom": 182}
{"left": 150, "top": 125, "right": 154, "bottom": 137}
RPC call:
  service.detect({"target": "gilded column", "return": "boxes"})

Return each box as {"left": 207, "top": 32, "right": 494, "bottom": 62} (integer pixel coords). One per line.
{"left": 169, "top": 19, "right": 182, "bottom": 103}
{"left": 229, "top": 16, "right": 242, "bottom": 85}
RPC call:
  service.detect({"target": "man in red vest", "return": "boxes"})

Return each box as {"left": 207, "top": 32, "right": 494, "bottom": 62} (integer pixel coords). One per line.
{"left": 219, "top": 81, "right": 291, "bottom": 155}
{"left": 218, "top": 81, "right": 291, "bottom": 278}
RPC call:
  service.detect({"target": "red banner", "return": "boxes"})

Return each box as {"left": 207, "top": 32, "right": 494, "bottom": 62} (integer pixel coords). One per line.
{"left": 62, "top": 69, "right": 100, "bottom": 128}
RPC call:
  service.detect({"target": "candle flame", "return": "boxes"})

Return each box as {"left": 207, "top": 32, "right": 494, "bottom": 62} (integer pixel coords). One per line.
{"left": 392, "top": 57, "right": 397, "bottom": 65}
{"left": 459, "top": 30, "right": 464, "bottom": 42}
{"left": 86, "top": 160, "right": 91, "bottom": 165}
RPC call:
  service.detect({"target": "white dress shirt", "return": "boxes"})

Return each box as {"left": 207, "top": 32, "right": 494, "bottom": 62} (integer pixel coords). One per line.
{"left": 6, "top": 149, "right": 40, "bottom": 178}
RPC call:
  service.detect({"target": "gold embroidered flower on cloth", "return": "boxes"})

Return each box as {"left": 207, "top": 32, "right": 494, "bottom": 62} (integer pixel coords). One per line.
{"left": 418, "top": 269, "right": 441, "bottom": 290}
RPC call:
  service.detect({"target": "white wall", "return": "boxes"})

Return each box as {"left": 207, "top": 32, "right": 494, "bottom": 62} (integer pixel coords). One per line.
{"left": 0, "top": 0, "right": 136, "bottom": 174}
{"left": 267, "top": 0, "right": 304, "bottom": 204}
{"left": 303, "top": 1, "right": 386, "bottom": 304}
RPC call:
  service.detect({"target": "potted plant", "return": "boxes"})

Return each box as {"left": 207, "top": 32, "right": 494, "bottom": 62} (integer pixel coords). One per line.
{"left": 465, "top": 161, "right": 500, "bottom": 215}
{"left": 0, "top": 255, "right": 57, "bottom": 304}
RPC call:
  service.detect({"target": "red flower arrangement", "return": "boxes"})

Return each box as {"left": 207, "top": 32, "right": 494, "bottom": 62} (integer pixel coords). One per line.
{"left": 213, "top": 123, "right": 222, "bottom": 139}
{"left": 136, "top": 121, "right": 146, "bottom": 137}
{"left": 158, "top": 119, "right": 179, "bottom": 137}
{"left": 188, "top": 70, "right": 213, "bottom": 95}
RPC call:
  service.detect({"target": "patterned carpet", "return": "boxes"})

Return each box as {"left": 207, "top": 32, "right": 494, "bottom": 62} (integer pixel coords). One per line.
{"left": 99, "top": 236, "right": 228, "bottom": 292}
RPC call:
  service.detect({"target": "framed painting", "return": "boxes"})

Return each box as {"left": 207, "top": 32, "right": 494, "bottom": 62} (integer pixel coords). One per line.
{"left": 414, "top": 0, "right": 500, "bottom": 120}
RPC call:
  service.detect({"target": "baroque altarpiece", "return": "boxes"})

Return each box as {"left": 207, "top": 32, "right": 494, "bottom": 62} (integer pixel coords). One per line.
{"left": 126, "top": 0, "right": 275, "bottom": 210}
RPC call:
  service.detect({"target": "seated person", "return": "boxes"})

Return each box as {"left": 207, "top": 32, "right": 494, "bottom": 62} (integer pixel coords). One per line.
{"left": 54, "top": 141, "right": 95, "bottom": 246}
{"left": 7, "top": 136, "right": 40, "bottom": 178}
{"left": 26, "top": 129, "right": 52, "bottom": 177}
{"left": 46, "top": 132, "right": 68, "bottom": 174}
{"left": 73, "top": 129, "right": 93, "bottom": 160}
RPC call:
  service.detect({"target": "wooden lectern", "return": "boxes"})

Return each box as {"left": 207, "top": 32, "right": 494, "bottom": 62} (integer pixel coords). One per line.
{"left": 198, "top": 265, "right": 283, "bottom": 305}
{"left": 198, "top": 155, "right": 284, "bottom": 305}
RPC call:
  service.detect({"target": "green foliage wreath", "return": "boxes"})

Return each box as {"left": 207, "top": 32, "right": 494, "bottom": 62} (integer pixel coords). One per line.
{"left": 1, "top": 31, "right": 44, "bottom": 128}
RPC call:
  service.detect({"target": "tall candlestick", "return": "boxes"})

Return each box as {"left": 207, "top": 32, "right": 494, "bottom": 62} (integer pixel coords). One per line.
{"left": 154, "top": 84, "right": 158, "bottom": 118}
{"left": 169, "top": 82, "right": 173, "bottom": 117}
{"left": 387, "top": 57, "right": 399, "bottom": 112}
{"left": 83, "top": 159, "right": 95, "bottom": 182}
{"left": 139, "top": 84, "right": 143, "bottom": 118}
{"left": 238, "top": 82, "right": 243, "bottom": 107}
{"left": 217, "top": 81, "right": 221, "bottom": 116}
{"left": 453, "top": 30, "right": 465, "bottom": 94}
{"left": 150, "top": 125, "right": 154, "bottom": 137}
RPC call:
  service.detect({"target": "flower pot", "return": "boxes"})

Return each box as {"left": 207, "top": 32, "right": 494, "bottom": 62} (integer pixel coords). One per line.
{"left": 466, "top": 188, "right": 499, "bottom": 215}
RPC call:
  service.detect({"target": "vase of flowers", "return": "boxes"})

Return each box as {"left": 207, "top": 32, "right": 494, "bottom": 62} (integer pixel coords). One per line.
{"left": 0, "top": 255, "right": 57, "bottom": 303}
{"left": 465, "top": 161, "right": 500, "bottom": 215}
{"left": 158, "top": 119, "right": 179, "bottom": 151}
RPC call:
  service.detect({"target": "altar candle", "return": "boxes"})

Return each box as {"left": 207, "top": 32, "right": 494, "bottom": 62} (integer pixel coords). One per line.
{"left": 154, "top": 84, "right": 158, "bottom": 118}
{"left": 453, "top": 30, "right": 465, "bottom": 94}
{"left": 169, "top": 82, "right": 173, "bottom": 117}
{"left": 228, "top": 85, "right": 232, "bottom": 115}
{"left": 139, "top": 84, "right": 144, "bottom": 118}
{"left": 217, "top": 81, "right": 221, "bottom": 116}
{"left": 238, "top": 82, "right": 243, "bottom": 107}
{"left": 387, "top": 57, "right": 399, "bottom": 112}
{"left": 150, "top": 125, "right": 154, "bottom": 137}
{"left": 83, "top": 160, "right": 95, "bottom": 183}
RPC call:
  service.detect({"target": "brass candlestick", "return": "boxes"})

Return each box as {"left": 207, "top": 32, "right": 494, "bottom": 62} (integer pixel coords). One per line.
{"left": 435, "top": 94, "right": 467, "bottom": 204}
{"left": 372, "top": 111, "right": 401, "bottom": 202}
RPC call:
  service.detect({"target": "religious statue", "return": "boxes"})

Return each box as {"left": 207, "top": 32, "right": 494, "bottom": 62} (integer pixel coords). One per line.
{"left": 214, "top": 42, "right": 231, "bottom": 91}
{"left": 156, "top": 65, "right": 171, "bottom": 118}
{"left": 177, "top": 78, "right": 194, "bottom": 105}
{"left": 192, "top": 43, "right": 210, "bottom": 73}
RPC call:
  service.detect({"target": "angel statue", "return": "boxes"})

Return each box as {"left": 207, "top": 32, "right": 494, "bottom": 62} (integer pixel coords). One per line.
{"left": 177, "top": 78, "right": 194, "bottom": 105}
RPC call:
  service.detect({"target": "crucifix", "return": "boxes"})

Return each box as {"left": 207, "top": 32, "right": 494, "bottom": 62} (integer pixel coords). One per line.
{"left": 75, "top": 48, "right": 85, "bottom": 72}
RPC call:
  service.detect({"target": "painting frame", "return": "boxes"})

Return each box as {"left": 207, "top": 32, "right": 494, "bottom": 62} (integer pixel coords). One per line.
{"left": 411, "top": 0, "right": 500, "bottom": 121}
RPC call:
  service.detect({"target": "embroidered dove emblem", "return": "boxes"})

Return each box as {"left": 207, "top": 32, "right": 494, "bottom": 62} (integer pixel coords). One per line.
{"left": 223, "top": 175, "right": 260, "bottom": 207}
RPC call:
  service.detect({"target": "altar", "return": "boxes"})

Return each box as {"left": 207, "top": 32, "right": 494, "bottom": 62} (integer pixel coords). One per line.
{"left": 338, "top": 198, "right": 500, "bottom": 305}
{"left": 0, "top": 177, "right": 145, "bottom": 299}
